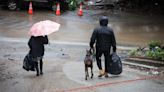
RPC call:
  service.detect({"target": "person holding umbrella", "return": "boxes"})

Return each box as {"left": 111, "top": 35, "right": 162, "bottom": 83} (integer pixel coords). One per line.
{"left": 28, "top": 36, "right": 49, "bottom": 76}
{"left": 28, "top": 20, "right": 60, "bottom": 76}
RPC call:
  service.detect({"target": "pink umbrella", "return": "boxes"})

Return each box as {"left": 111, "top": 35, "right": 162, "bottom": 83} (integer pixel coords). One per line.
{"left": 28, "top": 20, "right": 60, "bottom": 37}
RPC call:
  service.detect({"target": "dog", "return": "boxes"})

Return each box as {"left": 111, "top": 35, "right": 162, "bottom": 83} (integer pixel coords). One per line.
{"left": 84, "top": 49, "right": 94, "bottom": 80}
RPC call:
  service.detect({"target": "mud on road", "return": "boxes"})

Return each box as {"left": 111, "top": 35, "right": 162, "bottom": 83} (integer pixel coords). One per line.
{"left": 0, "top": 40, "right": 87, "bottom": 92}
{"left": 0, "top": 40, "right": 164, "bottom": 92}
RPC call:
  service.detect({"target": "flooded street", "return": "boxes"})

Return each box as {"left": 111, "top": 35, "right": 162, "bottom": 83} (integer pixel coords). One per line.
{"left": 0, "top": 9, "right": 164, "bottom": 46}
{"left": 0, "top": 8, "right": 164, "bottom": 92}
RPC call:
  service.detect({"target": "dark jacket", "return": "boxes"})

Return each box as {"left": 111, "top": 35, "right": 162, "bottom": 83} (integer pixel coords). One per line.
{"left": 90, "top": 16, "right": 116, "bottom": 52}
{"left": 28, "top": 36, "right": 49, "bottom": 58}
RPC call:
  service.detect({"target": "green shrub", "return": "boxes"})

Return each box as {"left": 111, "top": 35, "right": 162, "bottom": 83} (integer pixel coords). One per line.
{"left": 67, "top": 0, "right": 84, "bottom": 11}
{"left": 128, "top": 49, "right": 143, "bottom": 57}
{"left": 68, "top": 0, "right": 78, "bottom": 10}
{"left": 148, "top": 40, "right": 162, "bottom": 50}
{"left": 145, "top": 50, "right": 153, "bottom": 58}
{"left": 128, "top": 49, "right": 137, "bottom": 56}
{"left": 159, "top": 51, "right": 164, "bottom": 60}
{"left": 128, "top": 40, "right": 164, "bottom": 61}
{"left": 145, "top": 48, "right": 164, "bottom": 60}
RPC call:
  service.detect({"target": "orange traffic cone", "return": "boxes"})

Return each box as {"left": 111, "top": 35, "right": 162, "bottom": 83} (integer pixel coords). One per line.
{"left": 56, "top": 3, "right": 61, "bottom": 16}
{"left": 28, "top": 2, "right": 33, "bottom": 15}
{"left": 78, "top": 3, "right": 83, "bottom": 16}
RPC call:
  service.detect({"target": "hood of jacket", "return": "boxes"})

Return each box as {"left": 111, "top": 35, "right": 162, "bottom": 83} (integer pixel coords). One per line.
{"left": 99, "top": 16, "right": 108, "bottom": 26}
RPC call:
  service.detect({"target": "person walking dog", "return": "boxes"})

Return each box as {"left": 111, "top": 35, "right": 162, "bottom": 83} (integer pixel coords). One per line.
{"left": 90, "top": 16, "right": 117, "bottom": 78}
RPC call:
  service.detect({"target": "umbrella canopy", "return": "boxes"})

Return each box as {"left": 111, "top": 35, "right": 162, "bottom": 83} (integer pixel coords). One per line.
{"left": 28, "top": 20, "right": 60, "bottom": 37}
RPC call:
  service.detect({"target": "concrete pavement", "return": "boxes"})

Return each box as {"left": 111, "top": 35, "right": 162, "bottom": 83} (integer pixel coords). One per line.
{"left": 61, "top": 60, "right": 164, "bottom": 92}
{"left": 0, "top": 38, "right": 164, "bottom": 92}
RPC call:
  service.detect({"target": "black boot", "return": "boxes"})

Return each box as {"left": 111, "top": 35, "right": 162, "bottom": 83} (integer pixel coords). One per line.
{"left": 35, "top": 62, "right": 39, "bottom": 76}
{"left": 40, "top": 59, "right": 43, "bottom": 75}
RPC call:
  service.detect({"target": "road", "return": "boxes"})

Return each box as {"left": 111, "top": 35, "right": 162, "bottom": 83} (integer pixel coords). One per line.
{"left": 0, "top": 8, "right": 164, "bottom": 92}
{"left": 0, "top": 9, "right": 164, "bottom": 46}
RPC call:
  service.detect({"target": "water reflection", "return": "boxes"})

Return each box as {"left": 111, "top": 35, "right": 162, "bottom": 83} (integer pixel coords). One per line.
{"left": 0, "top": 10, "right": 164, "bottom": 47}
{"left": 111, "top": 23, "right": 164, "bottom": 46}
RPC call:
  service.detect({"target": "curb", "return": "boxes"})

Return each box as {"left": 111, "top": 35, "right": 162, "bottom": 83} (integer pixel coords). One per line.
{"left": 0, "top": 37, "right": 137, "bottom": 50}
{"left": 123, "top": 61, "right": 158, "bottom": 69}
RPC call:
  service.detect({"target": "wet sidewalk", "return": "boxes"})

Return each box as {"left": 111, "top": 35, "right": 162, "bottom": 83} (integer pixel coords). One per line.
{"left": 61, "top": 61, "right": 164, "bottom": 92}
{"left": 0, "top": 39, "right": 164, "bottom": 92}
{"left": 63, "top": 59, "right": 163, "bottom": 92}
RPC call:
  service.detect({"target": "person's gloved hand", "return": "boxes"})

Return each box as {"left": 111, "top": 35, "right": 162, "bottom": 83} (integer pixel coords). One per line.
{"left": 113, "top": 45, "right": 116, "bottom": 53}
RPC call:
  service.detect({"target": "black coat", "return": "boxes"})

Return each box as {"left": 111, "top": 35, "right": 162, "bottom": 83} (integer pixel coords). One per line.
{"left": 28, "top": 36, "right": 49, "bottom": 58}
{"left": 90, "top": 16, "right": 116, "bottom": 52}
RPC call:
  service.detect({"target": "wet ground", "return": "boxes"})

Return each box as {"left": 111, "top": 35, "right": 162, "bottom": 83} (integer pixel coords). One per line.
{"left": 0, "top": 40, "right": 164, "bottom": 92}
{"left": 0, "top": 8, "right": 164, "bottom": 92}
{"left": 0, "top": 9, "right": 164, "bottom": 46}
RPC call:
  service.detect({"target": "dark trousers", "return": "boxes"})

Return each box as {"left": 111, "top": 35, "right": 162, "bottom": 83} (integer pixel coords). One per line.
{"left": 32, "top": 57, "right": 43, "bottom": 74}
{"left": 96, "top": 49, "right": 111, "bottom": 72}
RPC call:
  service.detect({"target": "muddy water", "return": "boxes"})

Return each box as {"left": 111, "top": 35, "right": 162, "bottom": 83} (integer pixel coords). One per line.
{"left": 0, "top": 9, "right": 164, "bottom": 46}
{"left": 111, "top": 23, "right": 164, "bottom": 46}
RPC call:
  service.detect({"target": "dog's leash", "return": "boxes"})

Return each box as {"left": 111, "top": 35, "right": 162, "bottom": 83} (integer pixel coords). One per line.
{"left": 92, "top": 55, "right": 96, "bottom": 62}
{"left": 90, "top": 48, "right": 96, "bottom": 62}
